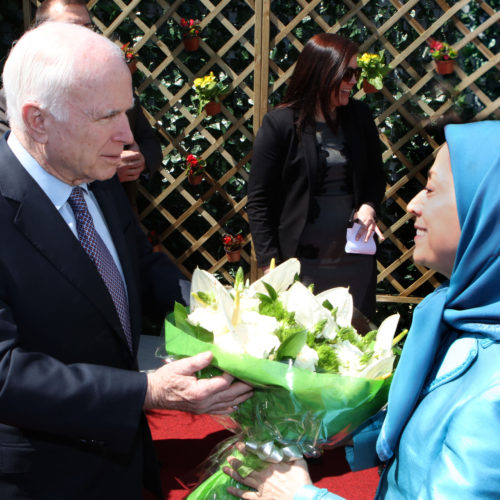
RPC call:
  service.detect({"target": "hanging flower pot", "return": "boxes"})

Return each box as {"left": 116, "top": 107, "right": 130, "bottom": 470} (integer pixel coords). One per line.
{"left": 357, "top": 51, "right": 391, "bottom": 95}
{"left": 188, "top": 173, "right": 203, "bottom": 185}
{"left": 183, "top": 36, "right": 200, "bottom": 52}
{"left": 127, "top": 59, "right": 138, "bottom": 74}
{"left": 222, "top": 233, "right": 244, "bottom": 263}
{"left": 184, "top": 154, "right": 206, "bottom": 185}
{"left": 193, "top": 72, "right": 229, "bottom": 116}
{"left": 204, "top": 101, "right": 221, "bottom": 116}
{"left": 363, "top": 80, "right": 378, "bottom": 94}
{"left": 435, "top": 59, "right": 455, "bottom": 75}
{"left": 225, "top": 249, "right": 241, "bottom": 263}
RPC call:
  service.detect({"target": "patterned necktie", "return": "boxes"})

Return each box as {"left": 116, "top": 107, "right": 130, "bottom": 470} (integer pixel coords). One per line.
{"left": 68, "top": 186, "right": 132, "bottom": 350}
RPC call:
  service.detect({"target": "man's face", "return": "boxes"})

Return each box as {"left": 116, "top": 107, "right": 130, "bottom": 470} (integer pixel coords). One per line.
{"left": 42, "top": 60, "right": 134, "bottom": 185}
{"left": 46, "top": 3, "right": 93, "bottom": 28}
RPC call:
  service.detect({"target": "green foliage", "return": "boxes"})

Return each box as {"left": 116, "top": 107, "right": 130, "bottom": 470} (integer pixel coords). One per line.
{"left": 316, "top": 343, "right": 340, "bottom": 373}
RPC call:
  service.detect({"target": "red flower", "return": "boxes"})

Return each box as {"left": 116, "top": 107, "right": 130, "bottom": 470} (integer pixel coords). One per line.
{"left": 428, "top": 38, "right": 443, "bottom": 50}
{"left": 222, "top": 233, "right": 244, "bottom": 251}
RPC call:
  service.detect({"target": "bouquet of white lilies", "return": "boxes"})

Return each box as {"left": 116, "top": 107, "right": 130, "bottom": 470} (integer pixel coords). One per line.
{"left": 163, "top": 258, "right": 404, "bottom": 499}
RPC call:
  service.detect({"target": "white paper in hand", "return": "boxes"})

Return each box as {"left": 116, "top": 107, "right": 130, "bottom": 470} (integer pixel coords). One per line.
{"left": 345, "top": 222, "right": 376, "bottom": 255}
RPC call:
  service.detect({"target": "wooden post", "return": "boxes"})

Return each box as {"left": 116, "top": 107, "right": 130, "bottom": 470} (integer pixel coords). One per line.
{"left": 250, "top": 0, "right": 270, "bottom": 282}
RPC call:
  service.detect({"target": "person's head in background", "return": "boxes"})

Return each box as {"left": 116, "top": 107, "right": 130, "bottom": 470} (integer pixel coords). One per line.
{"left": 35, "top": 0, "right": 93, "bottom": 29}
{"left": 281, "top": 33, "right": 360, "bottom": 135}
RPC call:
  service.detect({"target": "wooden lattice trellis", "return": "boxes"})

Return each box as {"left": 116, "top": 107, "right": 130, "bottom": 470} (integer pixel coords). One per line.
{"left": 24, "top": 0, "right": 500, "bottom": 311}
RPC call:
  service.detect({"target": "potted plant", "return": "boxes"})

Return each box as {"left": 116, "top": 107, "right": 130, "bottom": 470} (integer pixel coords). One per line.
{"left": 357, "top": 50, "right": 391, "bottom": 93}
{"left": 192, "top": 72, "right": 229, "bottom": 116}
{"left": 222, "top": 233, "right": 244, "bottom": 262}
{"left": 185, "top": 153, "right": 206, "bottom": 185}
{"left": 180, "top": 18, "right": 202, "bottom": 51}
{"left": 428, "top": 38, "right": 458, "bottom": 75}
{"left": 121, "top": 42, "right": 138, "bottom": 74}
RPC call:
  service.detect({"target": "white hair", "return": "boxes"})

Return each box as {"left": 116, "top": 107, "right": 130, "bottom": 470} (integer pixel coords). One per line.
{"left": 2, "top": 22, "right": 124, "bottom": 131}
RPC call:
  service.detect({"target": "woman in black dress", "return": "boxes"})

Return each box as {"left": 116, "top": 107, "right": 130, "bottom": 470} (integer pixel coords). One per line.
{"left": 247, "top": 33, "right": 386, "bottom": 319}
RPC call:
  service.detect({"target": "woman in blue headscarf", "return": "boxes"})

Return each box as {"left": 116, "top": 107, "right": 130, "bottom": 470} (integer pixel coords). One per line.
{"left": 224, "top": 120, "right": 500, "bottom": 499}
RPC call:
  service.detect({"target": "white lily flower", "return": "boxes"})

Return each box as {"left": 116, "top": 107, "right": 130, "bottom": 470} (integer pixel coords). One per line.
{"left": 239, "top": 295, "right": 261, "bottom": 313}
{"left": 316, "top": 287, "right": 353, "bottom": 328}
{"left": 358, "top": 356, "right": 395, "bottom": 379}
{"left": 212, "top": 330, "right": 246, "bottom": 355}
{"left": 191, "top": 268, "right": 234, "bottom": 317}
{"left": 373, "top": 314, "right": 400, "bottom": 355}
{"left": 283, "top": 282, "right": 337, "bottom": 340}
{"left": 248, "top": 258, "right": 301, "bottom": 296}
{"left": 335, "top": 341, "right": 365, "bottom": 377}
{"left": 218, "top": 311, "right": 280, "bottom": 359}
{"left": 294, "top": 344, "right": 319, "bottom": 372}
{"left": 187, "top": 307, "right": 230, "bottom": 337}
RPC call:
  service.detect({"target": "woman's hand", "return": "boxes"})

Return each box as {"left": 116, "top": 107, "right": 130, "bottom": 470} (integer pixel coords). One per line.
{"left": 353, "top": 204, "right": 384, "bottom": 243}
{"left": 223, "top": 443, "right": 312, "bottom": 499}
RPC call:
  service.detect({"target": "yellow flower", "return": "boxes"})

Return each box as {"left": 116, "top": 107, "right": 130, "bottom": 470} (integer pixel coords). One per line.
{"left": 194, "top": 77, "right": 204, "bottom": 88}
{"left": 359, "top": 53, "right": 378, "bottom": 64}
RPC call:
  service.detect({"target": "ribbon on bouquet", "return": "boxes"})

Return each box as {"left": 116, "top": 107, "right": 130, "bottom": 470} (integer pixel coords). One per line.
{"left": 245, "top": 440, "right": 312, "bottom": 463}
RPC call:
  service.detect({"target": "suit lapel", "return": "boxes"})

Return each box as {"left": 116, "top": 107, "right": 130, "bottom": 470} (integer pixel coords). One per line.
{"left": 0, "top": 138, "right": 133, "bottom": 353}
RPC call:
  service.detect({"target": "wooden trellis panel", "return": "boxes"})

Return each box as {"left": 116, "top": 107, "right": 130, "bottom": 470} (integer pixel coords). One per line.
{"left": 23, "top": 0, "right": 500, "bottom": 308}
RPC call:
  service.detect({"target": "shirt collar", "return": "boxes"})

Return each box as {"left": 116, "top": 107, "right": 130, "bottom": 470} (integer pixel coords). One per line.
{"left": 7, "top": 131, "right": 88, "bottom": 208}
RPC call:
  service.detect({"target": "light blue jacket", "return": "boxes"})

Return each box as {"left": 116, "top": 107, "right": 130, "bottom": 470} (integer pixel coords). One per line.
{"left": 294, "top": 332, "right": 500, "bottom": 499}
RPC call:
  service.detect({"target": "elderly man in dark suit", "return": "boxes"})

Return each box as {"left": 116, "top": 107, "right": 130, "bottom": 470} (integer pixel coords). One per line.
{"left": 0, "top": 22, "right": 251, "bottom": 500}
{"left": 0, "top": 0, "right": 163, "bottom": 213}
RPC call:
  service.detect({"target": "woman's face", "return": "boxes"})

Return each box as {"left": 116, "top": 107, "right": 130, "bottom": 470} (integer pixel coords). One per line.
{"left": 407, "top": 144, "right": 461, "bottom": 278}
{"left": 331, "top": 55, "right": 358, "bottom": 108}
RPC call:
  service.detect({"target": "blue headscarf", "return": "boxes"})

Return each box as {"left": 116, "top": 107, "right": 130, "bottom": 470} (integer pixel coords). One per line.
{"left": 377, "top": 120, "right": 500, "bottom": 461}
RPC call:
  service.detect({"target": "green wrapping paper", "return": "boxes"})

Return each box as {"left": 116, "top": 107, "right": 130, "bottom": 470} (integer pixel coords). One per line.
{"left": 164, "top": 312, "right": 392, "bottom": 500}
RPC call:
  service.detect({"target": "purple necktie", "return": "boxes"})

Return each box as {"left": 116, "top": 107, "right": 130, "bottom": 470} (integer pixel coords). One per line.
{"left": 68, "top": 186, "right": 132, "bottom": 350}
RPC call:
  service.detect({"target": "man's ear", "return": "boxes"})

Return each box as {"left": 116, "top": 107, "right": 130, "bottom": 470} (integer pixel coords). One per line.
{"left": 22, "top": 103, "right": 48, "bottom": 144}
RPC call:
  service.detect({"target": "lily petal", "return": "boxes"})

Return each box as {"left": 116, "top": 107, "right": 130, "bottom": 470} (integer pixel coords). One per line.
{"left": 374, "top": 314, "right": 400, "bottom": 355}
{"left": 249, "top": 258, "right": 301, "bottom": 295}
{"left": 316, "top": 287, "right": 353, "bottom": 327}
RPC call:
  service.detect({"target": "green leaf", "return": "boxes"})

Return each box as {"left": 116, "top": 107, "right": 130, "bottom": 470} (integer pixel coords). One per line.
{"left": 262, "top": 281, "right": 278, "bottom": 301}
{"left": 275, "top": 329, "right": 307, "bottom": 360}
{"left": 172, "top": 302, "right": 214, "bottom": 343}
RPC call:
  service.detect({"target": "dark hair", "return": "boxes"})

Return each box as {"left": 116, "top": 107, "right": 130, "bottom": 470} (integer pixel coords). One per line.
{"left": 35, "top": 0, "right": 89, "bottom": 27}
{"left": 280, "top": 33, "right": 358, "bottom": 136}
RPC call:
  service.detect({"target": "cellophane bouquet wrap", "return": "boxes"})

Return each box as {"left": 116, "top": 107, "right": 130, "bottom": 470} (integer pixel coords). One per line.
{"left": 164, "top": 259, "right": 402, "bottom": 499}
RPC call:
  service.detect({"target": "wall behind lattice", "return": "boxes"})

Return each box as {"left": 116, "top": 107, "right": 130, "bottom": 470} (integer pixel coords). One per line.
{"left": 24, "top": 0, "right": 500, "bottom": 321}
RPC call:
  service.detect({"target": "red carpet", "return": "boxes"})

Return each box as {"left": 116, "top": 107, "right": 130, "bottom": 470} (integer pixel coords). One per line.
{"left": 145, "top": 410, "right": 379, "bottom": 500}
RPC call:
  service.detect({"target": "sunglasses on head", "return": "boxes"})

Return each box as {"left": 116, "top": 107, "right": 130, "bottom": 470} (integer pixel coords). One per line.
{"left": 342, "top": 67, "right": 362, "bottom": 81}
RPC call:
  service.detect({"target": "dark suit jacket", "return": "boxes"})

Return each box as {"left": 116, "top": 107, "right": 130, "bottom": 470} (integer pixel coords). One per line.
{"left": 248, "top": 100, "right": 385, "bottom": 267}
{"left": 126, "top": 96, "right": 162, "bottom": 175}
{"left": 0, "top": 136, "right": 184, "bottom": 499}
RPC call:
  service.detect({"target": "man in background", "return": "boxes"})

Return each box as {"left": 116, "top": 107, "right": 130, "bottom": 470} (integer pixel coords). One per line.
{"left": 0, "top": 22, "right": 251, "bottom": 499}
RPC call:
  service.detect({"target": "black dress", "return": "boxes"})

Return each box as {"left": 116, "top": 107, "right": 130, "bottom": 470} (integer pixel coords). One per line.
{"left": 297, "top": 121, "right": 376, "bottom": 319}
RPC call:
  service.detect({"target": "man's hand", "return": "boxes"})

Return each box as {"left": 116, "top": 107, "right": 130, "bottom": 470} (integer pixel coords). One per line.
{"left": 144, "top": 351, "right": 253, "bottom": 414}
{"left": 117, "top": 142, "right": 146, "bottom": 182}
